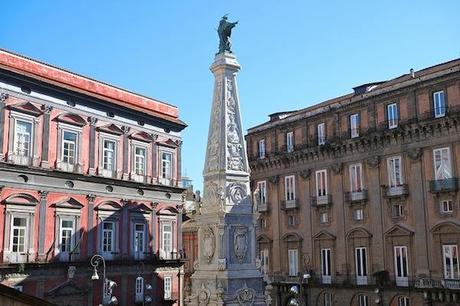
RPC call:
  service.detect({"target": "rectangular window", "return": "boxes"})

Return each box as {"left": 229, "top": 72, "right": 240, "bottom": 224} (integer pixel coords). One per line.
{"left": 286, "top": 131, "right": 294, "bottom": 153}
{"left": 135, "top": 277, "right": 144, "bottom": 301}
{"left": 394, "top": 246, "right": 409, "bottom": 287}
{"left": 353, "top": 208, "right": 364, "bottom": 221}
{"left": 134, "top": 223, "right": 145, "bottom": 255}
{"left": 392, "top": 204, "right": 404, "bottom": 218}
{"left": 316, "top": 169, "right": 328, "bottom": 197}
{"left": 260, "top": 249, "right": 269, "bottom": 275}
{"left": 59, "top": 219, "right": 74, "bottom": 253}
{"left": 320, "top": 212, "right": 329, "bottom": 224}
{"left": 102, "top": 221, "right": 115, "bottom": 253}
{"left": 285, "top": 175, "right": 295, "bottom": 201}
{"left": 350, "top": 113, "right": 359, "bottom": 138}
{"left": 103, "top": 140, "right": 116, "bottom": 171}
{"left": 434, "top": 90, "right": 446, "bottom": 118}
{"left": 162, "top": 223, "right": 172, "bottom": 259}
{"left": 443, "top": 244, "right": 460, "bottom": 279}
{"left": 355, "top": 247, "right": 368, "bottom": 285}
{"left": 258, "top": 139, "right": 266, "bottom": 159}
{"left": 288, "top": 249, "right": 298, "bottom": 276}
{"left": 358, "top": 295, "right": 369, "bottom": 306}
{"left": 62, "top": 130, "right": 77, "bottom": 164}
{"left": 14, "top": 120, "right": 33, "bottom": 157}
{"left": 321, "top": 248, "right": 332, "bottom": 284}
{"left": 440, "top": 199, "right": 454, "bottom": 213}
{"left": 134, "top": 146, "right": 146, "bottom": 175}
{"left": 11, "top": 217, "right": 27, "bottom": 253}
{"left": 288, "top": 215, "right": 295, "bottom": 226}
{"left": 164, "top": 276, "right": 172, "bottom": 299}
{"left": 350, "top": 163, "right": 363, "bottom": 192}
{"left": 388, "top": 156, "right": 403, "bottom": 187}
{"left": 398, "top": 297, "right": 409, "bottom": 306}
{"left": 161, "top": 152, "right": 173, "bottom": 180}
{"left": 387, "top": 103, "right": 398, "bottom": 129}
{"left": 317, "top": 123, "right": 326, "bottom": 145}
{"left": 257, "top": 181, "right": 267, "bottom": 205}
{"left": 434, "top": 148, "right": 452, "bottom": 180}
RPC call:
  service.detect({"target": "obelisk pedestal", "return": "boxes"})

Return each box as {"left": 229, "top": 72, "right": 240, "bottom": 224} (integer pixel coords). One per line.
{"left": 185, "top": 50, "right": 266, "bottom": 306}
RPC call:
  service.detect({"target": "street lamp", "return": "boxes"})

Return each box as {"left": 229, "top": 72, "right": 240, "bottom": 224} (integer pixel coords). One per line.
{"left": 90, "top": 254, "right": 118, "bottom": 306}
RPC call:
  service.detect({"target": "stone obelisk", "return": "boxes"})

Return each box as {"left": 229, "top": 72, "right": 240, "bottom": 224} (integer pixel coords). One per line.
{"left": 185, "top": 17, "right": 266, "bottom": 306}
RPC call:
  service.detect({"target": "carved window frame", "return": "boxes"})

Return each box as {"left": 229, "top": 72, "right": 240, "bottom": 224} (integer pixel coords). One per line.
{"left": 57, "top": 122, "right": 83, "bottom": 173}
{"left": 99, "top": 132, "right": 120, "bottom": 178}
{"left": 8, "top": 111, "right": 39, "bottom": 166}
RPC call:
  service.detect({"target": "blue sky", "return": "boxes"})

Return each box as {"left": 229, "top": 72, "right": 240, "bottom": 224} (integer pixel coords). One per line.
{"left": 2, "top": 1, "right": 460, "bottom": 191}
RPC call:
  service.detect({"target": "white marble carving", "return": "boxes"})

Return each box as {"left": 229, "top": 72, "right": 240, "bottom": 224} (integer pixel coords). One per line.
{"left": 203, "top": 227, "right": 216, "bottom": 263}
{"left": 234, "top": 226, "right": 248, "bottom": 263}
{"left": 236, "top": 283, "right": 255, "bottom": 306}
{"left": 226, "top": 183, "right": 247, "bottom": 205}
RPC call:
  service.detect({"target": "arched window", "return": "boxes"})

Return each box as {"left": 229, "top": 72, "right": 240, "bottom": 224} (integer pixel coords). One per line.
{"left": 398, "top": 296, "right": 409, "bottom": 306}
{"left": 135, "top": 277, "right": 144, "bottom": 302}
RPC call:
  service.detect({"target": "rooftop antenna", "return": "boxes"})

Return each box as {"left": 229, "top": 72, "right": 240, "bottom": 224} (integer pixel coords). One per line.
{"left": 410, "top": 68, "right": 415, "bottom": 78}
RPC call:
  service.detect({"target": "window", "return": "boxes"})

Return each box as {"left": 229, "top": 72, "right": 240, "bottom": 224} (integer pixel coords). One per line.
{"left": 324, "top": 292, "right": 332, "bottom": 306}
{"left": 258, "top": 139, "right": 266, "bottom": 159}
{"left": 259, "top": 218, "right": 267, "bottom": 229}
{"left": 14, "top": 120, "right": 33, "bottom": 157}
{"left": 11, "top": 217, "right": 27, "bottom": 255}
{"left": 443, "top": 244, "right": 460, "bottom": 279}
{"left": 398, "top": 296, "right": 409, "bottom": 306}
{"left": 350, "top": 163, "right": 363, "bottom": 192}
{"left": 387, "top": 103, "right": 398, "bottom": 129}
{"left": 59, "top": 219, "right": 74, "bottom": 255}
{"left": 288, "top": 215, "right": 295, "bottom": 226}
{"left": 135, "top": 277, "right": 144, "bottom": 302}
{"left": 316, "top": 170, "right": 328, "bottom": 197}
{"left": 321, "top": 248, "right": 332, "bottom": 284}
{"left": 161, "top": 152, "right": 173, "bottom": 181}
{"left": 164, "top": 276, "right": 172, "bottom": 299}
{"left": 355, "top": 247, "right": 368, "bottom": 285}
{"left": 103, "top": 139, "right": 116, "bottom": 171}
{"left": 134, "top": 223, "right": 145, "bottom": 258}
{"left": 62, "top": 130, "right": 77, "bottom": 164}
{"left": 260, "top": 249, "right": 269, "bottom": 275}
{"left": 434, "top": 147, "right": 452, "bottom": 180}
{"left": 350, "top": 113, "right": 359, "bottom": 138}
{"left": 317, "top": 123, "right": 326, "bottom": 145}
{"left": 353, "top": 208, "right": 364, "bottom": 221}
{"left": 285, "top": 176, "right": 295, "bottom": 201}
{"left": 286, "top": 131, "right": 294, "bottom": 153}
{"left": 134, "top": 146, "right": 146, "bottom": 175}
{"left": 358, "top": 295, "right": 368, "bottom": 306}
{"left": 320, "top": 212, "right": 329, "bottom": 224}
{"left": 388, "top": 156, "right": 403, "bottom": 187}
{"left": 102, "top": 221, "right": 115, "bottom": 254}
{"left": 394, "top": 246, "right": 409, "bottom": 287}
{"left": 161, "top": 223, "right": 172, "bottom": 259}
{"left": 433, "top": 90, "right": 446, "bottom": 118}
{"left": 440, "top": 199, "right": 453, "bottom": 213}
{"left": 288, "top": 249, "right": 298, "bottom": 276}
{"left": 256, "top": 181, "right": 267, "bottom": 205}
{"left": 392, "top": 204, "right": 404, "bottom": 218}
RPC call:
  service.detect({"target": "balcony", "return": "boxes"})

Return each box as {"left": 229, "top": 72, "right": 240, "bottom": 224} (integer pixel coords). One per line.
{"left": 415, "top": 278, "right": 460, "bottom": 290}
{"left": 344, "top": 190, "right": 368, "bottom": 203}
{"left": 443, "top": 279, "right": 460, "bottom": 290}
{"left": 429, "top": 178, "right": 459, "bottom": 193}
{"left": 383, "top": 184, "right": 409, "bottom": 198}
{"left": 257, "top": 202, "right": 270, "bottom": 213}
{"left": 311, "top": 194, "right": 332, "bottom": 207}
{"left": 281, "top": 199, "right": 299, "bottom": 210}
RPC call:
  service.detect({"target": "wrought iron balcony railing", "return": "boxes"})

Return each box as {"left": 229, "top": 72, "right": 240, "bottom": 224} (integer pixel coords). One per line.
{"left": 281, "top": 199, "right": 299, "bottom": 210}
{"left": 311, "top": 194, "right": 332, "bottom": 207}
{"left": 429, "top": 178, "right": 459, "bottom": 193}
{"left": 344, "top": 190, "right": 368, "bottom": 203}
{"left": 383, "top": 184, "right": 409, "bottom": 198}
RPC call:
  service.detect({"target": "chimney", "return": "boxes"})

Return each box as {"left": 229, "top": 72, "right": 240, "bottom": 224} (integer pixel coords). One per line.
{"left": 410, "top": 68, "right": 415, "bottom": 78}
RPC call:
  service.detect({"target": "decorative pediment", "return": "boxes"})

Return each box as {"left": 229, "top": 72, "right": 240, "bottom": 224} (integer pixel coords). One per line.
{"left": 257, "top": 234, "right": 273, "bottom": 243}
{"left": 129, "top": 131, "right": 153, "bottom": 142}
{"left": 55, "top": 112, "right": 87, "bottom": 127}
{"left": 346, "top": 227, "right": 372, "bottom": 239}
{"left": 156, "top": 206, "right": 179, "bottom": 215}
{"left": 384, "top": 224, "right": 414, "bottom": 237}
{"left": 282, "top": 232, "right": 303, "bottom": 242}
{"left": 431, "top": 221, "right": 460, "bottom": 235}
{"left": 95, "top": 201, "right": 122, "bottom": 211}
{"left": 51, "top": 197, "right": 84, "bottom": 210}
{"left": 97, "top": 123, "right": 124, "bottom": 136}
{"left": 313, "top": 230, "right": 336, "bottom": 241}
{"left": 8, "top": 101, "right": 42, "bottom": 116}
{"left": 3, "top": 193, "right": 39, "bottom": 206}
{"left": 129, "top": 203, "right": 152, "bottom": 214}
{"left": 159, "top": 138, "right": 180, "bottom": 148}
{"left": 46, "top": 280, "right": 87, "bottom": 297}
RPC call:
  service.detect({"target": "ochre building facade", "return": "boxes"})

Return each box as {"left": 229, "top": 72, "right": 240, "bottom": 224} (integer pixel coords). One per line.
{"left": 246, "top": 59, "right": 460, "bottom": 306}
{"left": 0, "top": 49, "right": 187, "bottom": 306}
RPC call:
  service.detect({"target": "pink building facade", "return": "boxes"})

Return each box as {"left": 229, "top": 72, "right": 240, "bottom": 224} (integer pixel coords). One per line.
{"left": 0, "top": 49, "right": 187, "bottom": 306}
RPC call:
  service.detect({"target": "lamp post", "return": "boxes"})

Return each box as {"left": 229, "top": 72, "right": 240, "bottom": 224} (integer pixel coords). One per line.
{"left": 374, "top": 287, "right": 384, "bottom": 306}
{"left": 90, "top": 254, "right": 118, "bottom": 306}
{"left": 287, "top": 273, "right": 310, "bottom": 306}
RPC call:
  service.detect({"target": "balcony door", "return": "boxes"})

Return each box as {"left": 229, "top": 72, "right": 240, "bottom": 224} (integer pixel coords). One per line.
{"left": 355, "top": 247, "right": 368, "bottom": 285}
{"left": 321, "top": 248, "right": 332, "bottom": 284}
{"left": 10, "top": 216, "right": 28, "bottom": 263}
{"left": 443, "top": 245, "right": 460, "bottom": 279}
{"left": 394, "top": 246, "right": 409, "bottom": 287}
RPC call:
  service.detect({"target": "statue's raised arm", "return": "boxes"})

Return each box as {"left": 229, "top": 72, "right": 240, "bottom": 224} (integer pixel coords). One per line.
{"left": 217, "top": 15, "right": 238, "bottom": 54}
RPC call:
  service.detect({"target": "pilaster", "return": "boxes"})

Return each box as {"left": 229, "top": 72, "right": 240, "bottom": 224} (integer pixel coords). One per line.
{"left": 0, "top": 93, "right": 9, "bottom": 160}
{"left": 41, "top": 105, "right": 52, "bottom": 168}
{"left": 38, "top": 191, "right": 48, "bottom": 259}
{"left": 87, "top": 194, "right": 96, "bottom": 255}
{"left": 88, "top": 117, "right": 97, "bottom": 175}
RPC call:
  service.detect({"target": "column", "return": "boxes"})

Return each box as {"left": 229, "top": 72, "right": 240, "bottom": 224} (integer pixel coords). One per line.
{"left": 0, "top": 93, "right": 9, "bottom": 160}
{"left": 151, "top": 134, "right": 158, "bottom": 183}
{"left": 38, "top": 191, "right": 48, "bottom": 260}
{"left": 88, "top": 117, "right": 97, "bottom": 175}
{"left": 176, "top": 140, "right": 183, "bottom": 184}
{"left": 41, "top": 105, "right": 52, "bottom": 168}
{"left": 87, "top": 194, "right": 96, "bottom": 255}
{"left": 122, "top": 126, "right": 130, "bottom": 180}
{"left": 177, "top": 204, "right": 184, "bottom": 253}
{"left": 121, "top": 199, "right": 129, "bottom": 256}
{"left": 151, "top": 202, "right": 158, "bottom": 255}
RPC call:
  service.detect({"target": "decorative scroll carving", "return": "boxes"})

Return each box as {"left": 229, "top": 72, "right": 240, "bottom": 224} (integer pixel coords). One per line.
{"left": 237, "top": 283, "right": 255, "bottom": 306}
{"left": 330, "top": 162, "right": 343, "bottom": 174}
{"left": 298, "top": 169, "right": 311, "bottom": 179}
{"left": 234, "top": 226, "right": 248, "bottom": 263}
{"left": 226, "top": 79, "right": 244, "bottom": 171}
{"left": 366, "top": 156, "right": 380, "bottom": 168}
{"left": 226, "top": 182, "right": 247, "bottom": 206}
{"left": 121, "top": 126, "right": 130, "bottom": 134}
{"left": 0, "top": 93, "right": 9, "bottom": 102}
{"left": 43, "top": 104, "right": 53, "bottom": 114}
{"left": 198, "top": 283, "right": 210, "bottom": 306}
{"left": 268, "top": 175, "right": 279, "bottom": 185}
{"left": 408, "top": 148, "right": 422, "bottom": 161}
{"left": 217, "top": 258, "right": 227, "bottom": 271}
{"left": 87, "top": 116, "right": 98, "bottom": 126}
{"left": 205, "top": 81, "right": 222, "bottom": 172}
{"left": 86, "top": 194, "right": 96, "bottom": 202}
{"left": 202, "top": 227, "right": 216, "bottom": 263}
